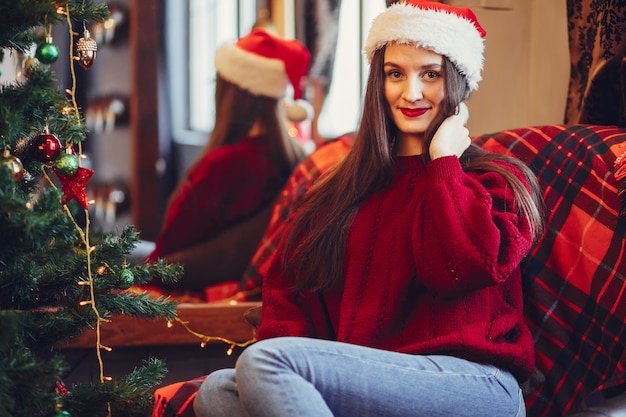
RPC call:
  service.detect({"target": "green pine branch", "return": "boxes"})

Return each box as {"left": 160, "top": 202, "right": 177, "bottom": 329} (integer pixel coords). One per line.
{"left": 62, "top": 358, "right": 168, "bottom": 417}
{"left": 0, "top": 313, "right": 68, "bottom": 417}
{"left": 0, "top": 0, "right": 110, "bottom": 56}
{"left": 0, "top": 64, "right": 88, "bottom": 176}
{"left": 0, "top": 2, "right": 192, "bottom": 416}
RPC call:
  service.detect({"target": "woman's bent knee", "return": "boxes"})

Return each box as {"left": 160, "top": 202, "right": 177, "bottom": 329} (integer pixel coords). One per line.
{"left": 193, "top": 369, "right": 236, "bottom": 417}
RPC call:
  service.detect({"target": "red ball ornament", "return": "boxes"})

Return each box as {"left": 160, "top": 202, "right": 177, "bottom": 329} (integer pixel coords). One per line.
{"left": 31, "top": 133, "right": 62, "bottom": 163}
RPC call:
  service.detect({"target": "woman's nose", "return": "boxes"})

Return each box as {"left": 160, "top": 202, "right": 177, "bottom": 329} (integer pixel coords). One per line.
{"left": 403, "top": 76, "right": 423, "bottom": 102}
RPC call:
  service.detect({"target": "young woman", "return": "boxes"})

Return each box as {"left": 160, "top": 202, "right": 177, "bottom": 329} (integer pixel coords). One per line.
{"left": 146, "top": 29, "right": 308, "bottom": 291}
{"left": 193, "top": 1, "right": 544, "bottom": 416}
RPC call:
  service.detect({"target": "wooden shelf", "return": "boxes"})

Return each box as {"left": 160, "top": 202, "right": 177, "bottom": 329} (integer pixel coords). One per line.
{"left": 60, "top": 302, "right": 260, "bottom": 349}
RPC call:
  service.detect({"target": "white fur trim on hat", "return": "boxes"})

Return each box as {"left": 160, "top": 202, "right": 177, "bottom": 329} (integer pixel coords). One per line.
{"left": 364, "top": 3, "right": 485, "bottom": 91}
{"left": 215, "top": 43, "right": 288, "bottom": 99}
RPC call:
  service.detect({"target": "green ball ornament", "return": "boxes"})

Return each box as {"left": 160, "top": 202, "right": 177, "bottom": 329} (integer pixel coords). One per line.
{"left": 55, "top": 153, "right": 79, "bottom": 176}
{"left": 119, "top": 268, "right": 135, "bottom": 289}
{"left": 54, "top": 411, "right": 72, "bottom": 417}
{"left": 36, "top": 39, "right": 60, "bottom": 64}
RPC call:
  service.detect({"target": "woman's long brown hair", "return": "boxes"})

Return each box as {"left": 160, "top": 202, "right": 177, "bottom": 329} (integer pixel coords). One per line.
{"left": 200, "top": 76, "right": 305, "bottom": 178}
{"left": 283, "top": 45, "right": 544, "bottom": 292}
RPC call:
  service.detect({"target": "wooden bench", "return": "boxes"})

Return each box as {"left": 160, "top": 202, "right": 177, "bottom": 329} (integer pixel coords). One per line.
{"left": 61, "top": 301, "right": 261, "bottom": 349}
{"left": 55, "top": 302, "right": 259, "bottom": 386}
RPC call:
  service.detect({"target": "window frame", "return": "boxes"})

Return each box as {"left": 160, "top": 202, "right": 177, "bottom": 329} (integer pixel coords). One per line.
{"left": 164, "top": 0, "right": 256, "bottom": 146}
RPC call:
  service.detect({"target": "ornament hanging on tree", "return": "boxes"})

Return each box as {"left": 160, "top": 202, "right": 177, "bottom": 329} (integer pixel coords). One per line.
{"left": 21, "top": 55, "right": 39, "bottom": 77}
{"left": 53, "top": 165, "right": 94, "bottom": 209}
{"left": 31, "top": 127, "right": 62, "bottom": 163}
{"left": 75, "top": 27, "right": 98, "bottom": 69}
{"left": 54, "top": 147, "right": 79, "bottom": 176}
{"left": 36, "top": 34, "right": 60, "bottom": 65}
{"left": 119, "top": 267, "right": 135, "bottom": 289}
{"left": 1, "top": 149, "right": 25, "bottom": 181}
{"left": 54, "top": 381, "right": 72, "bottom": 416}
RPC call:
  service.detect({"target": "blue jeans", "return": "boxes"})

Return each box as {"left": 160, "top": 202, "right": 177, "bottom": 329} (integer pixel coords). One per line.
{"left": 193, "top": 337, "right": 525, "bottom": 417}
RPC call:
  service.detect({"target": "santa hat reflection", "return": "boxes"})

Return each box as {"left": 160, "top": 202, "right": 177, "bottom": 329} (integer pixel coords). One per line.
{"left": 215, "top": 28, "right": 313, "bottom": 122}
{"left": 364, "top": 0, "right": 487, "bottom": 91}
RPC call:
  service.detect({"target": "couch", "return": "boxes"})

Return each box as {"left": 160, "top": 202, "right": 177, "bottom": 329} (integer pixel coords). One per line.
{"left": 152, "top": 124, "right": 626, "bottom": 417}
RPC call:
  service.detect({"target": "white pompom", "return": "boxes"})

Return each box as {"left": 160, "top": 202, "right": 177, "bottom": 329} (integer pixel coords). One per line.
{"left": 285, "top": 99, "right": 314, "bottom": 123}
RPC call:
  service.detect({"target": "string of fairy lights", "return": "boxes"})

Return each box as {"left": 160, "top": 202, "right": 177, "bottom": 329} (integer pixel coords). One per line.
{"left": 0, "top": 2, "right": 260, "bottom": 416}
{"left": 36, "top": 3, "right": 256, "bottom": 396}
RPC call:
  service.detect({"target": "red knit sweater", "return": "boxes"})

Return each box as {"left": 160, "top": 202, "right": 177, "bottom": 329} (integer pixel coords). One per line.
{"left": 259, "top": 155, "right": 536, "bottom": 382}
{"left": 147, "top": 134, "right": 285, "bottom": 261}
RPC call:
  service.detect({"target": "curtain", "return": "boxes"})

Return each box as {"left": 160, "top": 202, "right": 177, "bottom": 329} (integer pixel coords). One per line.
{"left": 565, "top": 0, "right": 626, "bottom": 126}
{"left": 298, "top": 0, "right": 342, "bottom": 96}
{"left": 294, "top": 0, "right": 342, "bottom": 144}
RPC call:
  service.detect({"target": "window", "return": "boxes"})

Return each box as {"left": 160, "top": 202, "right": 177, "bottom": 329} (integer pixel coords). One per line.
{"left": 165, "top": 0, "right": 256, "bottom": 145}
{"left": 317, "top": 0, "right": 386, "bottom": 138}
{"left": 167, "top": 0, "right": 386, "bottom": 144}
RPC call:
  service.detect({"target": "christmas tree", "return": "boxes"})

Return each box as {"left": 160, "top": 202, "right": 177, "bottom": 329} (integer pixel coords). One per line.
{"left": 0, "top": 1, "right": 183, "bottom": 416}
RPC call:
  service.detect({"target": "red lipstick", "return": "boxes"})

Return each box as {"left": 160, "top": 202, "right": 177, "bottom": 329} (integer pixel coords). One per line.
{"left": 401, "top": 107, "right": 429, "bottom": 118}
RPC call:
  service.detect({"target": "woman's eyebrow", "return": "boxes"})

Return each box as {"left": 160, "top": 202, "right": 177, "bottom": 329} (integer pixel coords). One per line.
{"left": 383, "top": 62, "right": 442, "bottom": 70}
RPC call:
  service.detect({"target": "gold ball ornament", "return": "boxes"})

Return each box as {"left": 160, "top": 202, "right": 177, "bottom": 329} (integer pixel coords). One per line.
{"left": 75, "top": 29, "right": 98, "bottom": 69}
{"left": 22, "top": 56, "right": 39, "bottom": 77}
{"left": 1, "top": 149, "right": 25, "bottom": 181}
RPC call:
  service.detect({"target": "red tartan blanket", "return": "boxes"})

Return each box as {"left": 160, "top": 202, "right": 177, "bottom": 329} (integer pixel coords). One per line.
{"left": 473, "top": 124, "right": 626, "bottom": 416}
{"left": 152, "top": 125, "right": 626, "bottom": 417}
{"left": 153, "top": 377, "right": 205, "bottom": 417}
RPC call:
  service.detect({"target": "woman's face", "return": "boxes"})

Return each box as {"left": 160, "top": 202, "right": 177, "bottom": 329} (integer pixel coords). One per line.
{"left": 383, "top": 43, "right": 445, "bottom": 154}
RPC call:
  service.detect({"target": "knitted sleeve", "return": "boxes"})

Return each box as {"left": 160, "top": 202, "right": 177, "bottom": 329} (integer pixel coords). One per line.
{"left": 148, "top": 139, "right": 280, "bottom": 261}
{"left": 416, "top": 155, "right": 534, "bottom": 297}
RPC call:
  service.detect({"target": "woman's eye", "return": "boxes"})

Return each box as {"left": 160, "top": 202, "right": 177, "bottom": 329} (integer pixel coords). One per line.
{"left": 424, "top": 70, "right": 440, "bottom": 79}
{"left": 387, "top": 70, "right": 402, "bottom": 79}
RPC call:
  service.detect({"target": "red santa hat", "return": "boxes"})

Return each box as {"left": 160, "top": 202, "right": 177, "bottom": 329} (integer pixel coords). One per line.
{"left": 364, "top": 0, "right": 487, "bottom": 91}
{"left": 215, "top": 28, "right": 311, "bottom": 101}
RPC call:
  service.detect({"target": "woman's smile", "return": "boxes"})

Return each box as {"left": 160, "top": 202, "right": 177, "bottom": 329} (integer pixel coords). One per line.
{"left": 400, "top": 107, "right": 430, "bottom": 118}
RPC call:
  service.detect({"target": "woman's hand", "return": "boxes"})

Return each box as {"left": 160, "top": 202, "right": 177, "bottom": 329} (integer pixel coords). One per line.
{"left": 429, "top": 110, "right": 471, "bottom": 160}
